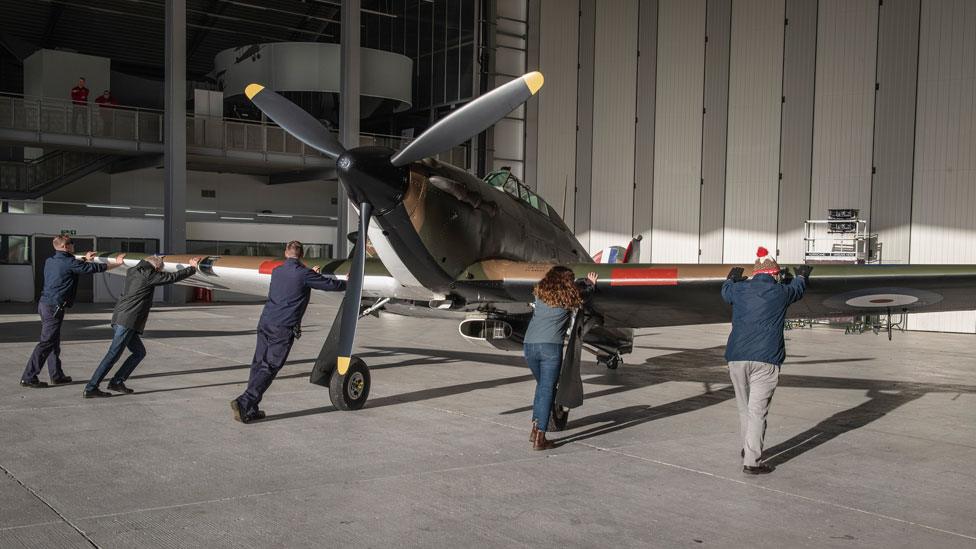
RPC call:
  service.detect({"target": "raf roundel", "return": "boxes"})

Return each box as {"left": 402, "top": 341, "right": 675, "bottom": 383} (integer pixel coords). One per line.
{"left": 823, "top": 287, "right": 944, "bottom": 312}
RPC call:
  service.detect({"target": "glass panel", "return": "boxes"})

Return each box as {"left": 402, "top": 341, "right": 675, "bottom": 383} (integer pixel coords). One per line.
{"left": 0, "top": 235, "right": 30, "bottom": 264}
{"left": 503, "top": 176, "right": 519, "bottom": 197}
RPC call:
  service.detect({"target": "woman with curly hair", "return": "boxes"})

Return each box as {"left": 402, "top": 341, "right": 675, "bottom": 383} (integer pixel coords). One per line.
{"left": 523, "top": 266, "right": 598, "bottom": 450}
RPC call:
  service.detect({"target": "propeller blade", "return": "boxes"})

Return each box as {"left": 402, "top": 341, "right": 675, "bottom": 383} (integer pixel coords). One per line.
{"left": 390, "top": 71, "right": 544, "bottom": 167}
{"left": 336, "top": 202, "right": 372, "bottom": 375}
{"left": 244, "top": 84, "right": 346, "bottom": 160}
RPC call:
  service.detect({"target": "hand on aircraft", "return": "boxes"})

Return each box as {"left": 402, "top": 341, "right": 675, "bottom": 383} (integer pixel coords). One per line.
{"left": 188, "top": 256, "right": 204, "bottom": 268}
{"left": 84, "top": 251, "right": 97, "bottom": 262}
{"left": 586, "top": 272, "right": 598, "bottom": 285}
{"left": 311, "top": 265, "right": 322, "bottom": 274}
{"left": 795, "top": 265, "right": 813, "bottom": 280}
{"left": 114, "top": 253, "right": 126, "bottom": 265}
{"left": 727, "top": 267, "right": 746, "bottom": 282}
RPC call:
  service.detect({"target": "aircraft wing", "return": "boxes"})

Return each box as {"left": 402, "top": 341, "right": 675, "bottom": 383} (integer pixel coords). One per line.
{"left": 86, "top": 253, "right": 403, "bottom": 299}
{"left": 453, "top": 260, "right": 976, "bottom": 329}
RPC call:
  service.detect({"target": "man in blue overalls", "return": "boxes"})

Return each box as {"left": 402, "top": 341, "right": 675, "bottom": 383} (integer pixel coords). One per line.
{"left": 231, "top": 240, "right": 346, "bottom": 423}
{"left": 21, "top": 235, "right": 124, "bottom": 388}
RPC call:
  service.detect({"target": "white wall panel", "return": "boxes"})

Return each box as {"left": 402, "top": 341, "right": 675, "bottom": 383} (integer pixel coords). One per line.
{"left": 587, "top": 0, "right": 639, "bottom": 253}
{"left": 723, "top": 0, "right": 784, "bottom": 262}
{"left": 652, "top": 0, "right": 706, "bottom": 263}
{"left": 870, "top": 0, "right": 920, "bottom": 264}
{"left": 699, "top": 0, "right": 732, "bottom": 263}
{"left": 633, "top": 0, "right": 659, "bottom": 262}
{"left": 777, "top": 0, "right": 818, "bottom": 263}
{"left": 810, "top": 0, "right": 878, "bottom": 220}
{"left": 908, "top": 0, "right": 976, "bottom": 334}
{"left": 536, "top": 0, "right": 580, "bottom": 226}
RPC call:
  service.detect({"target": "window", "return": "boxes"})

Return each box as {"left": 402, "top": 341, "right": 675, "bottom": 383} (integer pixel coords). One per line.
{"left": 98, "top": 238, "right": 159, "bottom": 255}
{"left": 187, "top": 240, "right": 332, "bottom": 259}
{"left": 0, "top": 234, "right": 30, "bottom": 264}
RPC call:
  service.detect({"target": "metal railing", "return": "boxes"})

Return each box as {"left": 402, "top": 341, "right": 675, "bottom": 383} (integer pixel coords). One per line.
{"left": 0, "top": 150, "right": 110, "bottom": 195}
{"left": 0, "top": 93, "right": 470, "bottom": 167}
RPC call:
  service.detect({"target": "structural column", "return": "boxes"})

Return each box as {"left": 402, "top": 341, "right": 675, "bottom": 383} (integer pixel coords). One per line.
{"left": 337, "top": 0, "right": 361, "bottom": 259}
{"left": 164, "top": 0, "right": 187, "bottom": 303}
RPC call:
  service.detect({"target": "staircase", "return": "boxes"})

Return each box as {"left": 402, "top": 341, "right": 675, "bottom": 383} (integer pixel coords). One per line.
{"left": 0, "top": 150, "right": 117, "bottom": 199}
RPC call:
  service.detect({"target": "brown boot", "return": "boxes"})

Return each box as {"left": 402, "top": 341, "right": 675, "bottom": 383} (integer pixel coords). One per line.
{"left": 530, "top": 420, "right": 538, "bottom": 442}
{"left": 532, "top": 430, "right": 556, "bottom": 451}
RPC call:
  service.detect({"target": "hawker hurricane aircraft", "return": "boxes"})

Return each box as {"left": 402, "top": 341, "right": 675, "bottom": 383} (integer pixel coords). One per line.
{"left": 89, "top": 71, "right": 976, "bottom": 415}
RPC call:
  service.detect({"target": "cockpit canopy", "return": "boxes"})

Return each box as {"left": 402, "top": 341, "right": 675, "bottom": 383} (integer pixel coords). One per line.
{"left": 483, "top": 169, "right": 550, "bottom": 217}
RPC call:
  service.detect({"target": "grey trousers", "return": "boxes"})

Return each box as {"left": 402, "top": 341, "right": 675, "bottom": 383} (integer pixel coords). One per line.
{"left": 728, "top": 361, "right": 780, "bottom": 466}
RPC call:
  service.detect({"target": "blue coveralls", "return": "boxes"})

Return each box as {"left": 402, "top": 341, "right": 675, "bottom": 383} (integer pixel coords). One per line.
{"left": 235, "top": 258, "right": 345, "bottom": 416}
{"left": 22, "top": 251, "right": 106, "bottom": 383}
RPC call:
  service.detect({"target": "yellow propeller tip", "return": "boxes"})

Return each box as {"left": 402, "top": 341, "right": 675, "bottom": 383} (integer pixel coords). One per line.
{"left": 244, "top": 83, "right": 265, "bottom": 100}
{"left": 523, "top": 71, "right": 544, "bottom": 95}
{"left": 337, "top": 356, "right": 351, "bottom": 375}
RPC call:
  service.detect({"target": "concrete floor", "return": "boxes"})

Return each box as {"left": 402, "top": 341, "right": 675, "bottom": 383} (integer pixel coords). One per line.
{"left": 0, "top": 301, "right": 974, "bottom": 548}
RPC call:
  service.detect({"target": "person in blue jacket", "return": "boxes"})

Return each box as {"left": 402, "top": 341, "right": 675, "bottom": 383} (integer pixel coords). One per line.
{"left": 20, "top": 235, "right": 124, "bottom": 388}
{"left": 523, "top": 266, "right": 597, "bottom": 450}
{"left": 231, "top": 241, "right": 346, "bottom": 423}
{"left": 721, "top": 246, "right": 811, "bottom": 475}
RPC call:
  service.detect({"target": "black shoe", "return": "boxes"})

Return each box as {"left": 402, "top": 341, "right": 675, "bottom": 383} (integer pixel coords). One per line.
{"left": 50, "top": 375, "right": 73, "bottom": 385}
{"left": 231, "top": 399, "right": 251, "bottom": 424}
{"left": 20, "top": 379, "right": 48, "bottom": 388}
{"left": 252, "top": 409, "right": 266, "bottom": 420}
{"left": 743, "top": 463, "right": 775, "bottom": 475}
{"left": 107, "top": 382, "right": 134, "bottom": 394}
{"left": 83, "top": 388, "right": 112, "bottom": 398}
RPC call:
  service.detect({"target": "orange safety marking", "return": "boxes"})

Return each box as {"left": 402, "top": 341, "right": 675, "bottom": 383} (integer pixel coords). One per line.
{"left": 610, "top": 267, "right": 678, "bottom": 286}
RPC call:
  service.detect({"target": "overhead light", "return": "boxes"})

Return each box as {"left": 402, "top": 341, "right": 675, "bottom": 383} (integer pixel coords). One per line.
{"left": 187, "top": 209, "right": 216, "bottom": 214}
{"left": 257, "top": 213, "right": 294, "bottom": 218}
{"left": 86, "top": 204, "right": 131, "bottom": 210}
{"left": 220, "top": 216, "right": 253, "bottom": 221}
{"left": 144, "top": 213, "right": 164, "bottom": 217}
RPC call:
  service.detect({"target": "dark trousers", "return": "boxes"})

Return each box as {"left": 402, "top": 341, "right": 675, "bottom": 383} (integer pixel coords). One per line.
{"left": 237, "top": 324, "right": 295, "bottom": 414}
{"left": 22, "top": 302, "right": 67, "bottom": 382}
{"left": 86, "top": 325, "right": 146, "bottom": 391}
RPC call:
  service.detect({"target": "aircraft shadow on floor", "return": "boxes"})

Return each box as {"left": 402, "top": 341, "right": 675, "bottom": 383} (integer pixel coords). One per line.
{"left": 363, "top": 345, "right": 975, "bottom": 465}
{"left": 0, "top": 318, "right": 256, "bottom": 343}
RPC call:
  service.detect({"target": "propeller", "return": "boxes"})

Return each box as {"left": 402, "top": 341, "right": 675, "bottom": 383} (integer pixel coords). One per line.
{"left": 390, "top": 71, "right": 543, "bottom": 167}
{"left": 244, "top": 84, "right": 346, "bottom": 160}
{"left": 245, "top": 71, "right": 545, "bottom": 384}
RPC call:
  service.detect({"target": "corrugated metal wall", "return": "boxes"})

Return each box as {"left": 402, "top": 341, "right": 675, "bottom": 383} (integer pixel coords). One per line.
{"left": 588, "top": 0, "right": 639, "bottom": 253}
{"left": 531, "top": 0, "right": 975, "bottom": 332}
{"left": 908, "top": 0, "right": 976, "bottom": 333}
{"left": 652, "top": 0, "right": 706, "bottom": 263}
{"left": 535, "top": 0, "right": 580, "bottom": 227}
{"left": 723, "top": 0, "right": 785, "bottom": 262}
{"left": 809, "top": 0, "right": 878, "bottom": 221}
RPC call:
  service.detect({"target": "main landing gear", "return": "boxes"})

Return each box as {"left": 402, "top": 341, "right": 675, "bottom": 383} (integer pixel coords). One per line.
{"left": 599, "top": 352, "right": 623, "bottom": 370}
{"left": 328, "top": 357, "right": 371, "bottom": 411}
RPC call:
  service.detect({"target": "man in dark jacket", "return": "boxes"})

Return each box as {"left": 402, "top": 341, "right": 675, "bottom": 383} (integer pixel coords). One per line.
{"left": 721, "top": 246, "right": 811, "bottom": 475}
{"left": 83, "top": 255, "right": 200, "bottom": 398}
{"left": 232, "top": 241, "right": 346, "bottom": 423}
{"left": 21, "top": 235, "right": 125, "bottom": 388}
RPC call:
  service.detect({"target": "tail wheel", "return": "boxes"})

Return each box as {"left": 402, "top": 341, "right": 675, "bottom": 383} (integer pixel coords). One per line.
{"left": 550, "top": 406, "right": 570, "bottom": 431}
{"left": 600, "top": 353, "right": 622, "bottom": 370}
{"left": 328, "top": 357, "right": 370, "bottom": 410}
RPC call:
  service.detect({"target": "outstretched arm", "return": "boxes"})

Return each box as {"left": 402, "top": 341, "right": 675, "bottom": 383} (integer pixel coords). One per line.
{"left": 783, "top": 272, "right": 807, "bottom": 304}
{"left": 70, "top": 252, "right": 108, "bottom": 274}
{"left": 146, "top": 257, "right": 201, "bottom": 286}
{"left": 304, "top": 268, "right": 346, "bottom": 291}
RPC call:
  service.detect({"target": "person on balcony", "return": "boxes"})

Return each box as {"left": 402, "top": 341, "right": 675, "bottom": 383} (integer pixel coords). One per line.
{"left": 94, "top": 89, "right": 119, "bottom": 136}
{"left": 70, "top": 77, "right": 90, "bottom": 133}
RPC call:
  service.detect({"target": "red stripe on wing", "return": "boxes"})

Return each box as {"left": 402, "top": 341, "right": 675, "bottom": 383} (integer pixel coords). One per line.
{"left": 258, "top": 260, "right": 284, "bottom": 275}
{"left": 609, "top": 267, "right": 678, "bottom": 286}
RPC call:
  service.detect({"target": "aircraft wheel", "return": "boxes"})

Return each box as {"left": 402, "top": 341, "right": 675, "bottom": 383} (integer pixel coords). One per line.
{"left": 550, "top": 406, "right": 569, "bottom": 431}
{"left": 601, "top": 353, "right": 622, "bottom": 370}
{"left": 329, "top": 357, "right": 370, "bottom": 411}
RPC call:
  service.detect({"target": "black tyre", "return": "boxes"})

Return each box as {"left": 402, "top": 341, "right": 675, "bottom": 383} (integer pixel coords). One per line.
{"left": 602, "top": 353, "right": 621, "bottom": 370}
{"left": 550, "top": 406, "right": 569, "bottom": 431}
{"left": 328, "top": 357, "right": 370, "bottom": 411}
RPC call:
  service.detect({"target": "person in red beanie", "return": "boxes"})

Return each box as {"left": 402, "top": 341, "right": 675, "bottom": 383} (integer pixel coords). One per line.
{"left": 721, "top": 246, "right": 812, "bottom": 474}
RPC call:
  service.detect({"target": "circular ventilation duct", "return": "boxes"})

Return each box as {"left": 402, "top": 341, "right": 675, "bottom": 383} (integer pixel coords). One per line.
{"left": 215, "top": 43, "right": 413, "bottom": 123}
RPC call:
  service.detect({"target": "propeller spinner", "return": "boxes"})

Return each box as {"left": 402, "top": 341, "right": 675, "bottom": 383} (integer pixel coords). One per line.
{"left": 244, "top": 72, "right": 545, "bottom": 408}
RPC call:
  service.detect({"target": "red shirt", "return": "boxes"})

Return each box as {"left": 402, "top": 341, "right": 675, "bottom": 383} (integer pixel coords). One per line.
{"left": 95, "top": 95, "right": 118, "bottom": 108}
{"left": 71, "top": 86, "right": 89, "bottom": 105}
